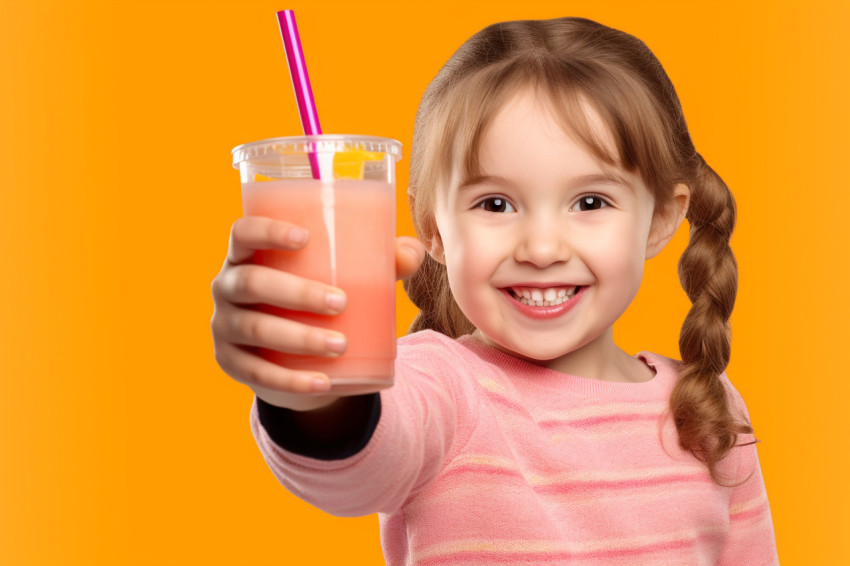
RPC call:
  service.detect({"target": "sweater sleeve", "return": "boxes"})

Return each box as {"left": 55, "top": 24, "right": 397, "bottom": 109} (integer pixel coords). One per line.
{"left": 255, "top": 393, "right": 381, "bottom": 460}
{"left": 717, "top": 443, "right": 779, "bottom": 565}
{"left": 717, "top": 378, "right": 779, "bottom": 565}
{"left": 249, "top": 333, "right": 475, "bottom": 518}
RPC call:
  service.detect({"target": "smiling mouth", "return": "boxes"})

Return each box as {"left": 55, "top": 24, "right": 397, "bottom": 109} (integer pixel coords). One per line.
{"left": 507, "top": 286, "right": 581, "bottom": 307}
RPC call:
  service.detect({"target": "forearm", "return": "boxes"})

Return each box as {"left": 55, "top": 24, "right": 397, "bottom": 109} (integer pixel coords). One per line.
{"left": 249, "top": 379, "right": 457, "bottom": 516}
{"left": 249, "top": 333, "right": 470, "bottom": 516}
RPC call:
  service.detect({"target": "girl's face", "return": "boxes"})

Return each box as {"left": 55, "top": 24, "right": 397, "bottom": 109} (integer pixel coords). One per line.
{"left": 432, "top": 89, "right": 674, "bottom": 374}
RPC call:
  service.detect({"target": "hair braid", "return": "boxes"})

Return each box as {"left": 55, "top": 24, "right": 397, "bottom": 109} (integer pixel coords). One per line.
{"left": 672, "top": 154, "right": 754, "bottom": 483}
{"left": 404, "top": 254, "right": 474, "bottom": 337}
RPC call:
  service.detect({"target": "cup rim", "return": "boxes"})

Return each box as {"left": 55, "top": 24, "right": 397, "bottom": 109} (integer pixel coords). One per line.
{"left": 231, "top": 134, "right": 402, "bottom": 168}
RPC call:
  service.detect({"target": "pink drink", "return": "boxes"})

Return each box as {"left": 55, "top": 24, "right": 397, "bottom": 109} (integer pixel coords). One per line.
{"left": 242, "top": 178, "right": 396, "bottom": 392}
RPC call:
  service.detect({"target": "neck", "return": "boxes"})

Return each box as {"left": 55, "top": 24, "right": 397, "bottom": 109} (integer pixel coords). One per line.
{"left": 473, "top": 327, "right": 655, "bottom": 383}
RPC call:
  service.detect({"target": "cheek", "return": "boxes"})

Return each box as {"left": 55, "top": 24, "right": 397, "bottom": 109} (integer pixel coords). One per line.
{"left": 441, "top": 216, "right": 489, "bottom": 266}
{"left": 445, "top": 228, "right": 491, "bottom": 285}
{"left": 441, "top": 222, "right": 506, "bottom": 319}
{"left": 586, "top": 222, "right": 647, "bottom": 281}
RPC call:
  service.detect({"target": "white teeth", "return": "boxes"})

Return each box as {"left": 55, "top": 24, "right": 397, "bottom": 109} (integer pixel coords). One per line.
{"left": 510, "top": 286, "right": 579, "bottom": 307}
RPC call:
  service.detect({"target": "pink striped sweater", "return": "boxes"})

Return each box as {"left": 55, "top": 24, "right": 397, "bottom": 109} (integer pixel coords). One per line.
{"left": 251, "top": 330, "right": 778, "bottom": 565}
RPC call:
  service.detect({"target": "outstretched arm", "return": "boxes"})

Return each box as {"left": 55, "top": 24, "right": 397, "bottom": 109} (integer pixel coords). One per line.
{"left": 250, "top": 334, "right": 471, "bottom": 517}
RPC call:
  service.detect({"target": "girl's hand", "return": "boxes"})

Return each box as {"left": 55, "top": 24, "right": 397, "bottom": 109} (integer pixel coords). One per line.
{"left": 210, "top": 216, "right": 425, "bottom": 411}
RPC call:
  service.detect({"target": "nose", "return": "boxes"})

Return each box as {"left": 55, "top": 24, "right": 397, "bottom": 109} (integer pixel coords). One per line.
{"left": 513, "top": 215, "right": 571, "bottom": 268}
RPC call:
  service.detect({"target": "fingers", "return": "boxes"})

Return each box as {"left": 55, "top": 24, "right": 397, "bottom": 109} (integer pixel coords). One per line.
{"left": 212, "top": 303, "right": 347, "bottom": 358}
{"left": 213, "top": 340, "right": 331, "bottom": 394}
{"left": 213, "top": 263, "right": 347, "bottom": 315}
{"left": 213, "top": 216, "right": 354, "bottom": 403}
{"left": 227, "top": 216, "right": 309, "bottom": 265}
{"left": 395, "top": 236, "right": 426, "bottom": 280}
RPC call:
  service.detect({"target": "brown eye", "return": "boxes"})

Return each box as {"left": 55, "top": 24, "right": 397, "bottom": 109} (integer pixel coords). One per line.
{"left": 478, "top": 197, "right": 515, "bottom": 213}
{"left": 573, "top": 196, "right": 609, "bottom": 211}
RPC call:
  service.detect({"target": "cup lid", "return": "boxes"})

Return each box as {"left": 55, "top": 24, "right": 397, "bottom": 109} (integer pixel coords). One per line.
{"left": 232, "top": 134, "right": 402, "bottom": 168}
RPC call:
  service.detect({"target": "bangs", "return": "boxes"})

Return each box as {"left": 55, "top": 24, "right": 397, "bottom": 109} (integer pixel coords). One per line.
{"left": 429, "top": 55, "right": 676, "bottom": 198}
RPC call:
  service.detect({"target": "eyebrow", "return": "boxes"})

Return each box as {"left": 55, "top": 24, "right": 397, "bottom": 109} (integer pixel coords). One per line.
{"left": 456, "top": 175, "right": 511, "bottom": 192}
{"left": 455, "top": 171, "right": 632, "bottom": 192}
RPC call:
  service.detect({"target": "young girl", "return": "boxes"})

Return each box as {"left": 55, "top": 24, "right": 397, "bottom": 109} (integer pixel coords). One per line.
{"left": 211, "top": 17, "right": 778, "bottom": 565}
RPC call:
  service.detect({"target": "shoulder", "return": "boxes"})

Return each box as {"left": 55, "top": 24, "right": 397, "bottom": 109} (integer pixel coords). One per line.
{"left": 639, "top": 351, "right": 755, "bottom": 430}
{"left": 717, "top": 371, "right": 755, "bottom": 435}
{"left": 636, "top": 352, "right": 753, "bottom": 419}
{"left": 397, "top": 330, "right": 483, "bottom": 370}
{"left": 395, "top": 329, "right": 482, "bottom": 393}
{"left": 635, "top": 351, "right": 682, "bottom": 377}
{"left": 633, "top": 351, "right": 682, "bottom": 392}
{"left": 398, "top": 328, "right": 462, "bottom": 350}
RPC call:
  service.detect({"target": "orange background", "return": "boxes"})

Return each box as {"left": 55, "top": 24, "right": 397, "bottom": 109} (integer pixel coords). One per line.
{"left": 1, "top": 0, "right": 847, "bottom": 563}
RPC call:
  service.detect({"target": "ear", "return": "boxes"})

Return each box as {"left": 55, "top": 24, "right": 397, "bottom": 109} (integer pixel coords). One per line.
{"left": 426, "top": 231, "right": 447, "bottom": 265}
{"left": 408, "top": 188, "right": 448, "bottom": 265}
{"left": 646, "top": 183, "right": 690, "bottom": 259}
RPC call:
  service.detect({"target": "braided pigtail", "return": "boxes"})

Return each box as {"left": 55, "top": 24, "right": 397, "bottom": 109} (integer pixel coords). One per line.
{"left": 404, "top": 254, "right": 475, "bottom": 338}
{"left": 672, "top": 154, "right": 754, "bottom": 484}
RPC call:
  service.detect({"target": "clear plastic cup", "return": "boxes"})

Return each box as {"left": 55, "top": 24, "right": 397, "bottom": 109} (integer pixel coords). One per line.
{"left": 232, "top": 135, "right": 402, "bottom": 394}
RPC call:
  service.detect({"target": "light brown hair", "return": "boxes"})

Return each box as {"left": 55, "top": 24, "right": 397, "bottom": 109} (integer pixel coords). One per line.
{"left": 403, "top": 17, "right": 753, "bottom": 483}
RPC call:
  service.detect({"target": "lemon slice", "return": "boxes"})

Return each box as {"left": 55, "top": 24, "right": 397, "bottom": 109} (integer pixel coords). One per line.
{"left": 252, "top": 150, "right": 384, "bottom": 181}
{"left": 333, "top": 150, "right": 384, "bottom": 180}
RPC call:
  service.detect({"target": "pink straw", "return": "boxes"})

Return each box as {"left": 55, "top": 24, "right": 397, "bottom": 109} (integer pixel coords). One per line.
{"left": 277, "top": 10, "right": 323, "bottom": 179}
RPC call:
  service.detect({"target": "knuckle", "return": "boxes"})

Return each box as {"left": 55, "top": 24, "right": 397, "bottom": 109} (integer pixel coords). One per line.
{"left": 244, "top": 364, "right": 281, "bottom": 390}
{"left": 233, "top": 266, "right": 260, "bottom": 300}
{"left": 212, "top": 344, "right": 225, "bottom": 367}
{"left": 267, "top": 220, "right": 289, "bottom": 244}
{"left": 212, "top": 343, "right": 236, "bottom": 377}
{"left": 229, "top": 310, "right": 246, "bottom": 337}
{"left": 298, "top": 281, "right": 325, "bottom": 310}
{"left": 231, "top": 216, "right": 248, "bottom": 240}
{"left": 302, "top": 327, "right": 327, "bottom": 354}
{"left": 242, "top": 364, "right": 267, "bottom": 387}
{"left": 240, "top": 313, "right": 269, "bottom": 344}
{"left": 214, "top": 354, "right": 236, "bottom": 380}
{"left": 210, "top": 311, "right": 226, "bottom": 338}
{"left": 210, "top": 275, "right": 224, "bottom": 299}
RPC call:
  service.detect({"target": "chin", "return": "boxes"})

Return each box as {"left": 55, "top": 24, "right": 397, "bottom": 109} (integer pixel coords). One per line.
{"left": 513, "top": 345, "right": 569, "bottom": 364}
{"left": 485, "top": 333, "right": 573, "bottom": 364}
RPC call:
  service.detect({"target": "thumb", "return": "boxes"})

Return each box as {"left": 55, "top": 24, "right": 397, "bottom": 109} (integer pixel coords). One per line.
{"left": 395, "top": 236, "right": 426, "bottom": 280}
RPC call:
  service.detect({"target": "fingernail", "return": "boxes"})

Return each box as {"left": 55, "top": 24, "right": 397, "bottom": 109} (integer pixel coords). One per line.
{"left": 325, "top": 334, "right": 347, "bottom": 354}
{"left": 311, "top": 377, "right": 331, "bottom": 392}
{"left": 289, "top": 227, "right": 308, "bottom": 245}
{"left": 325, "top": 292, "right": 346, "bottom": 313}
